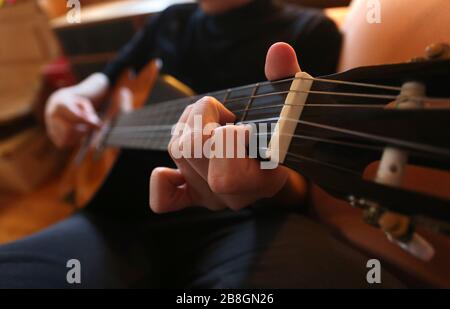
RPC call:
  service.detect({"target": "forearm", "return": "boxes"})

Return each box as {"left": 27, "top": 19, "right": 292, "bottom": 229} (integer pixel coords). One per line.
{"left": 59, "top": 73, "right": 110, "bottom": 108}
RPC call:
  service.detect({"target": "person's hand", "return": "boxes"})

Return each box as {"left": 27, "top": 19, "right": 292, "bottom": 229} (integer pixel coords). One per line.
{"left": 150, "top": 42, "right": 308, "bottom": 213}
{"left": 45, "top": 90, "right": 101, "bottom": 148}
{"left": 45, "top": 73, "right": 109, "bottom": 148}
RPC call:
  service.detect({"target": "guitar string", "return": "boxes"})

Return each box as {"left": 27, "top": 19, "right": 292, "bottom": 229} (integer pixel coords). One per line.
{"left": 109, "top": 98, "right": 449, "bottom": 134}
{"left": 113, "top": 73, "right": 450, "bottom": 129}
{"left": 108, "top": 131, "right": 385, "bottom": 153}
{"left": 121, "top": 115, "right": 449, "bottom": 157}
{"left": 241, "top": 74, "right": 447, "bottom": 95}
{"left": 115, "top": 75, "right": 403, "bottom": 121}
{"left": 102, "top": 73, "right": 450, "bottom": 159}
{"left": 295, "top": 76, "right": 401, "bottom": 91}
{"left": 222, "top": 90, "right": 399, "bottom": 105}
{"left": 282, "top": 150, "right": 450, "bottom": 222}
{"left": 261, "top": 133, "right": 441, "bottom": 161}
{"left": 146, "top": 75, "right": 403, "bottom": 103}
{"left": 280, "top": 151, "right": 450, "bottom": 231}
{"left": 239, "top": 117, "right": 450, "bottom": 157}
{"left": 115, "top": 99, "right": 387, "bottom": 128}
{"left": 198, "top": 75, "right": 404, "bottom": 95}
{"left": 107, "top": 126, "right": 448, "bottom": 164}
{"left": 108, "top": 130, "right": 450, "bottom": 168}
{"left": 223, "top": 90, "right": 450, "bottom": 105}
{"left": 280, "top": 149, "right": 362, "bottom": 176}
{"left": 134, "top": 76, "right": 448, "bottom": 113}
{"left": 110, "top": 102, "right": 381, "bottom": 133}
{"left": 115, "top": 87, "right": 450, "bottom": 129}
{"left": 178, "top": 144, "right": 362, "bottom": 177}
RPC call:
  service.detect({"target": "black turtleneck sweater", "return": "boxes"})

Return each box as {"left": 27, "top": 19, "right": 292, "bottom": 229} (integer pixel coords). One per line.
{"left": 104, "top": 0, "right": 342, "bottom": 94}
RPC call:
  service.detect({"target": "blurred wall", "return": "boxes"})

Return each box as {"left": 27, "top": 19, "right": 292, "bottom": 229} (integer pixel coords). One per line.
{"left": 38, "top": 0, "right": 121, "bottom": 18}
{"left": 284, "top": 0, "right": 351, "bottom": 8}
{"left": 39, "top": 0, "right": 351, "bottom": 18}
{"left": 340, "top": 0, "right": 450, "bottom": 70}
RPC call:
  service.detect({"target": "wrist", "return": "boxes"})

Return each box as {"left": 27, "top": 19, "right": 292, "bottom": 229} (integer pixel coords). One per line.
{"left": 65, "top": 73, "right": 110, "bottom": 107}
{"left": 272, "top": 169, "right": 308, "bottom": 207}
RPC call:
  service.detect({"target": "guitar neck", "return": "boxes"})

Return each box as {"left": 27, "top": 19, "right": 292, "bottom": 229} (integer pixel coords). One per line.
{"left": 103, "top": 78, "right": 292, "bottom": 151}
{"left": 99, "top": 58, "right": 450, "bottom": 226}
{"left": 104, "top": 58, "right": 450, "bottom": 155}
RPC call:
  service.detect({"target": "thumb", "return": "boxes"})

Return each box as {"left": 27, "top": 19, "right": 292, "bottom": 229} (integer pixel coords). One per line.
{"left": 149, "top": 167, "right": 193, "bottom": 214}
{"left": 265, "top": 42, "right": 302, "bottom": 81}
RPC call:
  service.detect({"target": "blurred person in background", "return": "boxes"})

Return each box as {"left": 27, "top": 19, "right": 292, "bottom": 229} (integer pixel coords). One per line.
{"left": 0, "top": 0, "right": 403, "bottom": 288}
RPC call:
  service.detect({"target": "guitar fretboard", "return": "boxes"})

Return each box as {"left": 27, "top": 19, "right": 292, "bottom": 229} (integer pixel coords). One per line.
{"left": 104, "top": 79, "right": 292, "bottom": 150}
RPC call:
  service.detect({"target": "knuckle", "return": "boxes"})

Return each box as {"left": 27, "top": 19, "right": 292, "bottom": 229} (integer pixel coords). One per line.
{"left": 151, "top": 167, "right": 165, "bottom": 179}
{"left": 196, "top": 96, "right": 216, "bottom": 109}
{"left": 208, "top": 173, "right": 239, "bottom": 195}
{"left": 179, "top": 131, "right": 194, "bottom": 147}
{"left": 208, "top": 174, "right": 224, "bottom": 194}
{"left": 202, "top": 96, "right": 216, "bottom": 104}
{"left": 182, "top": 104, "right": 194, "bottom": 116}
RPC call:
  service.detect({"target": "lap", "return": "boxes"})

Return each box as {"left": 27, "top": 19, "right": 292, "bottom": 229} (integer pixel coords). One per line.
{"left": 0, "top": 213, "right": 157, "bottom": 288}
{"left": 134, "top": 206, "right": 405, "bottom": 288}
{"left": 0, "top": 205, "right": 405, "bottom": 288}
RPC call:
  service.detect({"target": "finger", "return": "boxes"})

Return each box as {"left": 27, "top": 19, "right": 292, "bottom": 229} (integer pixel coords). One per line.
{"left": 175, "top": 157, "right": 226, "bottom": 211}
{"left": 56, "top": 99, "right": 101, "bottom": 128}
{"left": 265, "top": 42, "right": 302, "bottom": 81}
{"left": 171, "top": 104, "right": 193, "bottom": 140}
{"left": 180, "top": 96, "right": 235, "bottom": 180}
{"left": 187, "top": 96, "right": 235, "bottom": 129}
{"left": 50, "top": 117, "right": 87, "bottom": 148}
{"left": 73, "top": 99, "right": 102, "bottom": 127}
{"left": 214, "top": 160, "right": 288, "bottom": 195}
{"left": 168, "top": 104, "right": 194, "bottom": 161}
{"left": 149, "top": 167, "right": 192, "bottom": 214}
{"left": 208, "top": 125, "right": 289, "bottom": 196}
{"left": 119, "top": 88, "right": 133, "bottom": 113}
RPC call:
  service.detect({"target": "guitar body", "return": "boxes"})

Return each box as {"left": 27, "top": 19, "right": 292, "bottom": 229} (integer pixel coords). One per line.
{"left": 66, "top": 62, "right": 196, "bottom": 208}
{"left": 66, "top": 62, "right": 158, "bottom": 207}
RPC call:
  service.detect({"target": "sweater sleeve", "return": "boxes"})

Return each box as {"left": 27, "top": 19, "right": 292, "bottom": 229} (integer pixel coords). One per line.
{"left": 103, "top": 14, "right": 161, "bottom": 85}
{"left": 291, "top": 11, "right": 342, "bottom": 77}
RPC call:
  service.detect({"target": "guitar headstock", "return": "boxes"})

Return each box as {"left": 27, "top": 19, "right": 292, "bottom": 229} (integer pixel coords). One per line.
{"left": 263, "top": 53, "right": 450, "bottom": 254}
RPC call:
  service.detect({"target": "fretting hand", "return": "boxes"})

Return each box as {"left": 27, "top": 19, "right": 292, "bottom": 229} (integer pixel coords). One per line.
{"left": 150, "top": 43, "right": 308, "bottom": 213}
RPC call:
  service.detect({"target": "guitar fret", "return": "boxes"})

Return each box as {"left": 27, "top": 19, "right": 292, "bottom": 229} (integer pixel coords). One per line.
{"left": 241, "top": 83, "right": 260, "bottom": 122}
{"left": 105, "top": 79, "right": 297, "bottom": 151}
{"left": 223, "top": 89, "right": 231, "bottom": 105}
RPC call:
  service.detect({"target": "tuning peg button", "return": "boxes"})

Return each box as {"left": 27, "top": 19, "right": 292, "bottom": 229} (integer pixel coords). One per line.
{"left": 387, "top": 233, "right": 435, "bottom": 262}
{"left": 425, "top": 43, "right": 450, "bottom": 60}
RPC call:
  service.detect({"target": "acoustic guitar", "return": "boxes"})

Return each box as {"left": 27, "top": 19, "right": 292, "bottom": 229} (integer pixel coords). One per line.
{"left": 59, "top": 1, "right": 450, "bottom": 286}
{"left": 68, "top": 53, "right": 450, "bottom": 234}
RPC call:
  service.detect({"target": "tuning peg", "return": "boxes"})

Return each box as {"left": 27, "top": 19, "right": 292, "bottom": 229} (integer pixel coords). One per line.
{"left": 386, "top": 232, "right": 435, "bottom": 262}
{"left": 425, "top": 43, "right": 450, "bottom": 60}
{"left": 379, "top": 212, "right": 435, "bottom": 261}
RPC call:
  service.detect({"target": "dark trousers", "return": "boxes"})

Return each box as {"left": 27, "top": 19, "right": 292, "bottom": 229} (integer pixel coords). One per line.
{"left": 0, "top": 150, "right": 404, "bottom": 288}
